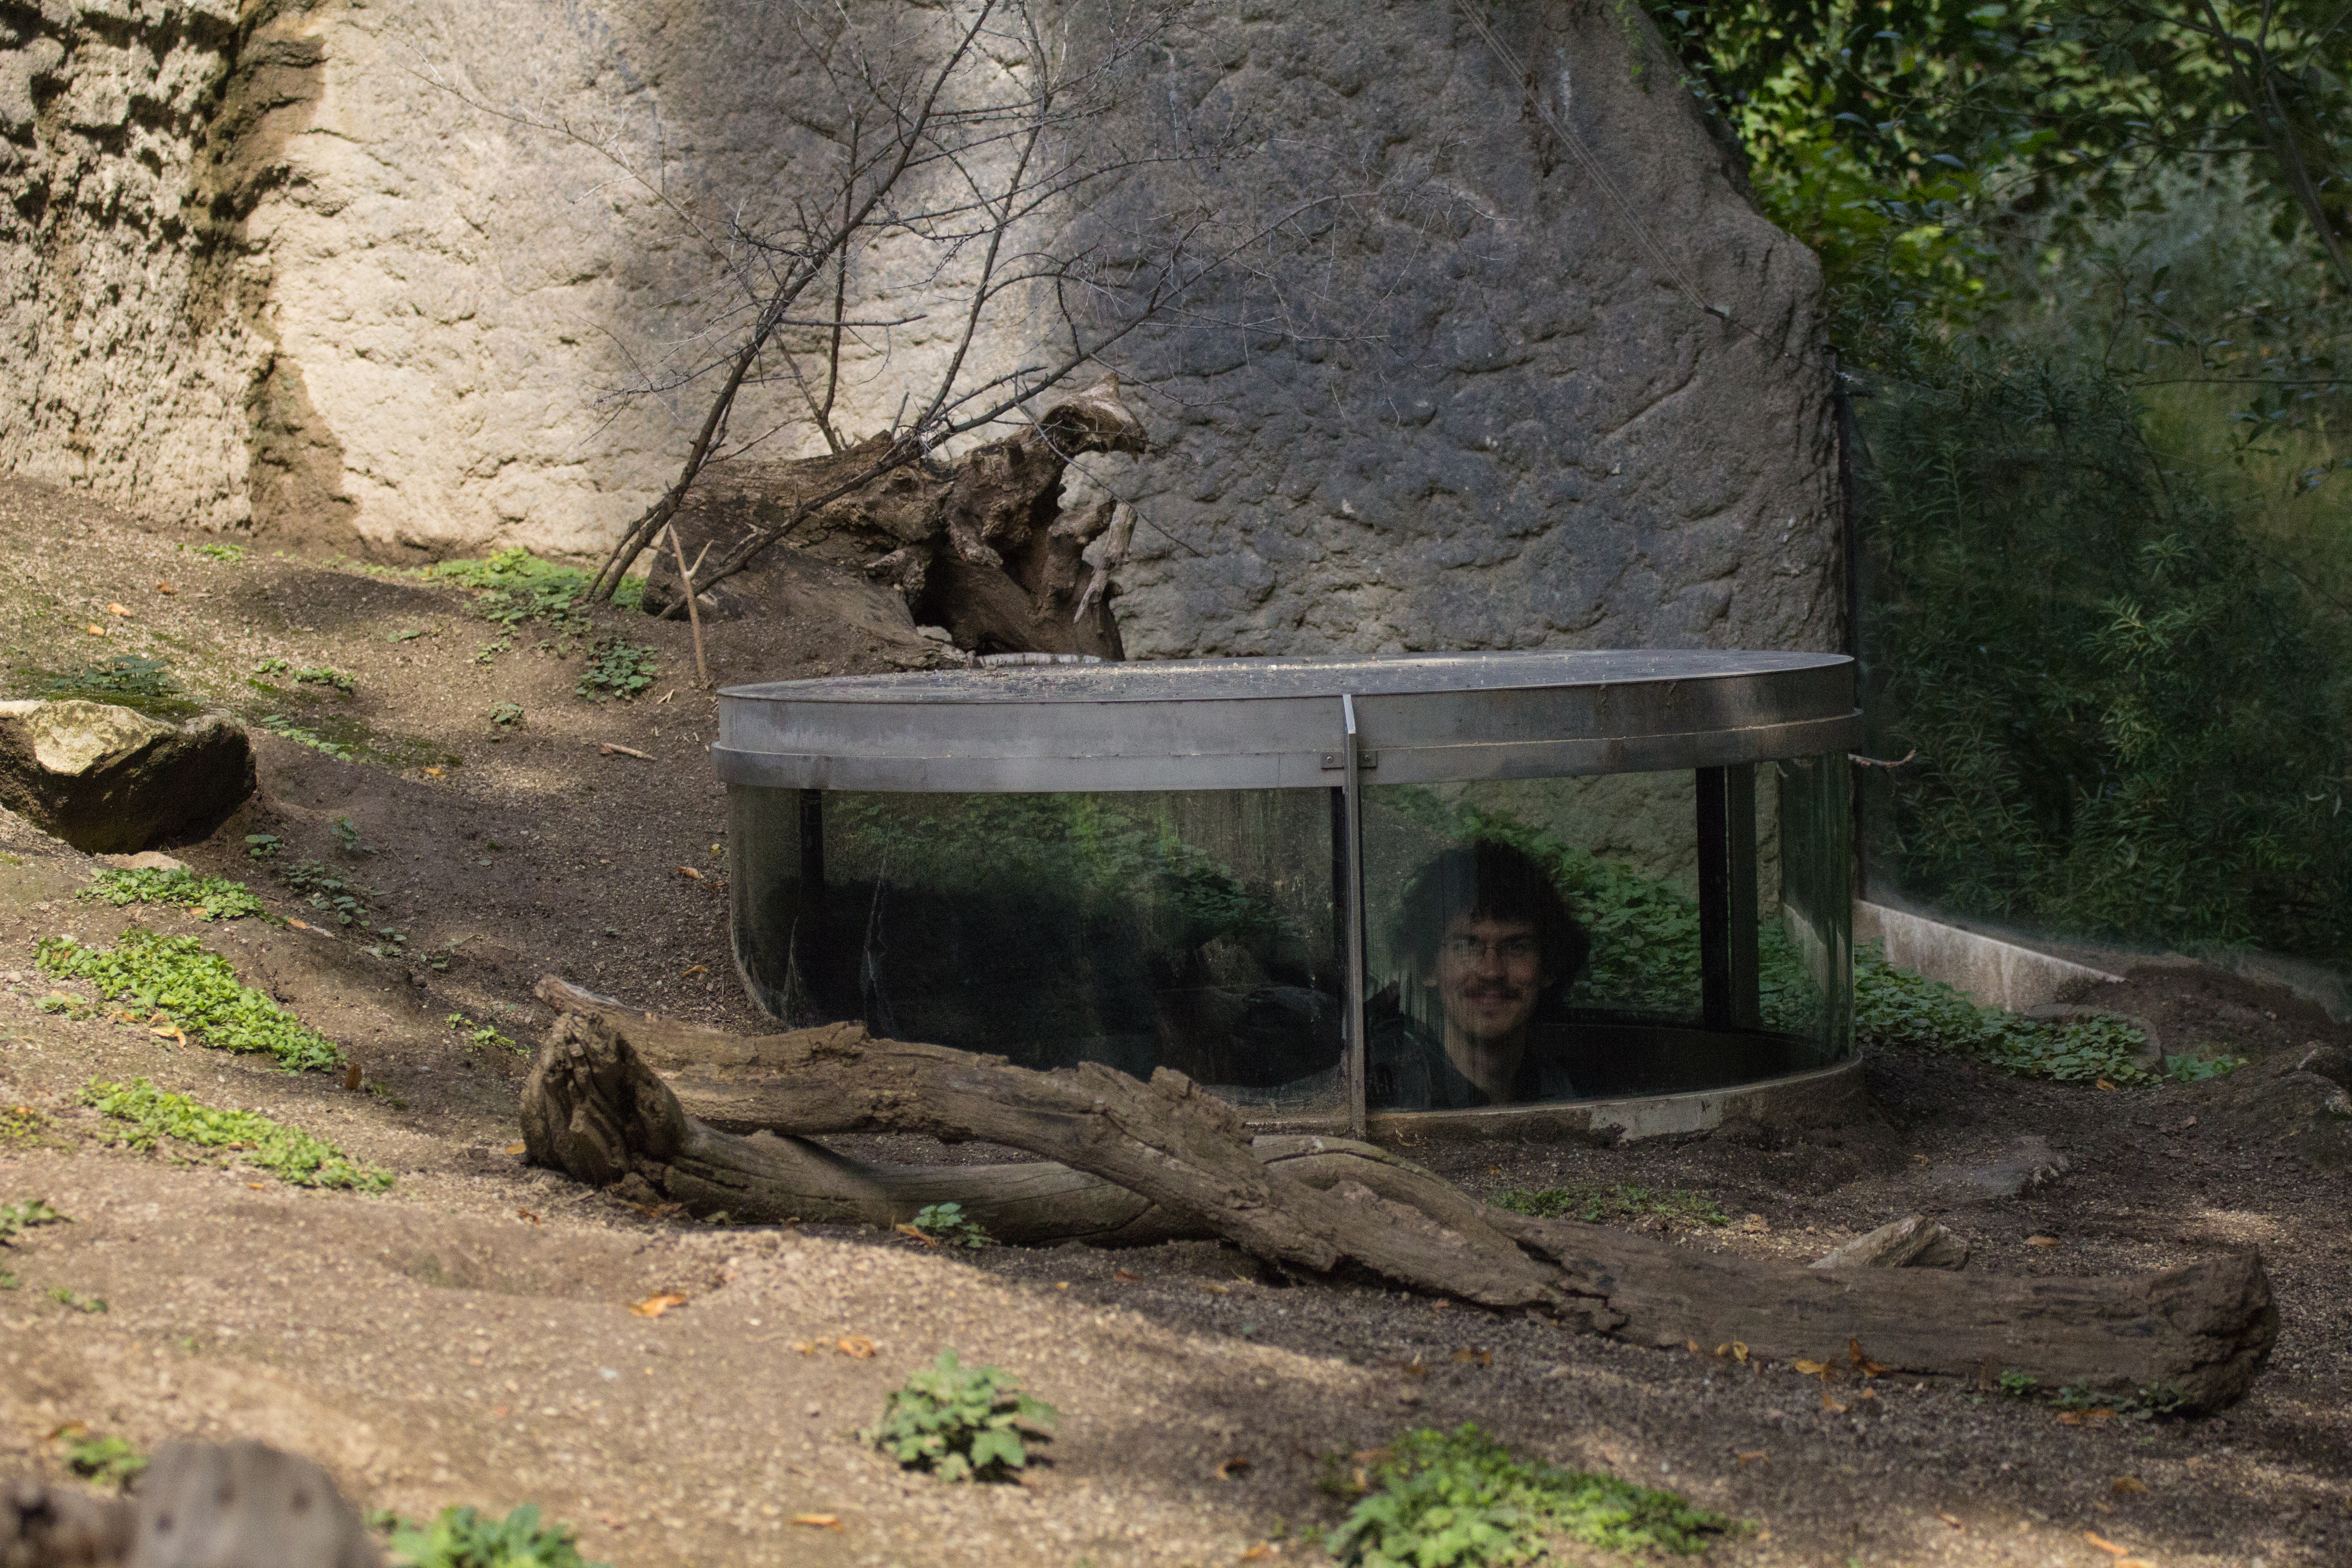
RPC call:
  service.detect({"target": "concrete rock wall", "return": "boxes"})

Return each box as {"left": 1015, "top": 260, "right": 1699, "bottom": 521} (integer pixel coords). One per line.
{"left": 0, "top": 0, "right": 1840, "bottom": 656}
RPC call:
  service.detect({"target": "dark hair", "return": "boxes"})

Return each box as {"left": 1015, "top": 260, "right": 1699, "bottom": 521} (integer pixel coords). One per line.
{"left": 1393, "top": 839, "right": 1588, "bottom": 987}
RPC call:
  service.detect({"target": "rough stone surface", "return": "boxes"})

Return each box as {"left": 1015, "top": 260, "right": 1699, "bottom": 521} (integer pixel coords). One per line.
{"left": 1809, "top": 1212, "right": 1971, "bottom": 1271}
{"left": 1938, "top": 1134, "right": 2071, "bottom": 1200}
{"left": 0, "top": 700, "right": 255, "bottom": 854}
{"left": 0, "top": 0, "right": 1837, "bottom": 657}
{"left": 2208, "top": 1056, "right": 2352, "bottom": 1168}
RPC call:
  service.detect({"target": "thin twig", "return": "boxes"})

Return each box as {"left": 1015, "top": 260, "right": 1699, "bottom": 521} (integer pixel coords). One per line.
{"left": 664, "top": 525, "right": 714, "bottom": 688}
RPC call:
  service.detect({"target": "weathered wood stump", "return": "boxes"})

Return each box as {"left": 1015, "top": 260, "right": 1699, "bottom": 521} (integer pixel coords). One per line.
{"left": 522, "top": 978, "right": 2278, "bottom": 1412}
{"left": 0, "top": 1442, "right": 376, "bottom": 1568}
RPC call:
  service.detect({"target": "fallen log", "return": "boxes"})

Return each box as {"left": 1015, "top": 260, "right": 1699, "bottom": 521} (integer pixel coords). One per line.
{"left": 522, "top": 978, "right": 2278, "bottom": 1411}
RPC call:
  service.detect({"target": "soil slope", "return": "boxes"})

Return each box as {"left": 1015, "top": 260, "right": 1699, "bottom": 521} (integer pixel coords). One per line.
{"left": 0, "top": 480, "right": 2345, "bottom": 1568}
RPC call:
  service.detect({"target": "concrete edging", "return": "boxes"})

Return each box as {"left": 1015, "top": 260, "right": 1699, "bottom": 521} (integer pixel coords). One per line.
{"left": 1857, "top": 900, "right": 2122, "bottom": 1012}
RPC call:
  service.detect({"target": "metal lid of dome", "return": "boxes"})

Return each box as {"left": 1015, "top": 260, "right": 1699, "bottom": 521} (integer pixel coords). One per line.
{"left": 715, "top": 650, "right": 1859, "bottom": 791}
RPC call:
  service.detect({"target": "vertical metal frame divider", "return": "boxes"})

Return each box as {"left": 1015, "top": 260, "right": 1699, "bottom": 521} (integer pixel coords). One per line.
{"left": 1697, "top": 763, "right": 1762, "bottom": 1030}
{"left": 1340, "top": 694, "right": 1370, "bottom": 1138}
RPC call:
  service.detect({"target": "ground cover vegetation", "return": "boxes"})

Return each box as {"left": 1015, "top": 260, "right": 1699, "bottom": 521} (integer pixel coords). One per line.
{"left": 37, "top": 929, "right": 343, "bottom": 1072}
{"left": 1323, "top": 1425, "right": 1735, "bottom": 1565}
{"left": 864, "top": 1350, "right": 1057, "bottom": 1482}
{"left": 1646, "top": 0, "right": 2352, "bottom": 968}
{"left": 80, "top": 1077, "right": 393, "bottom": 1190}
{"left": 80, "top": 866, "right": 265, "bottom": 921}
{"left": 383, "top": 1503, "right": 607, "bottom": 1568}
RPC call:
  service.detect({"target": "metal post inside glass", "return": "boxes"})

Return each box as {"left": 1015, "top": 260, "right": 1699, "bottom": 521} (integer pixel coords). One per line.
{"left": 716, "top": 653, "right": 1860, "bottom": 1139}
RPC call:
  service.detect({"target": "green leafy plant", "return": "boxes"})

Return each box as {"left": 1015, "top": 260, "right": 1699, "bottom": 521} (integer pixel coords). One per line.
{"left": 283, "top": 860, "right": 366, "bottom": 926}
{"left": 1853, "top": 944, "right": 2210, "bottom": 1085}
{"left": 195, "top": 542, "right": 246, "bottom": 563}
{"left": 863, "top": 1349, "right": 1057, "bottom": 1482}
{"left": 81, "top": 1078, "right": 392, "bottom": 1190}
{"left": 474, "top": 639, "right": 511, "bottom": 665}
{"left": 0, "top": 1199, "right": 64, "bottom": 1243}
{"left": 1327, "top": 1425, "right": 1735, "bottom": 1566}
{"left": 48, "top": 1286, "right": 106, "bottom": 1314}
{"left": 244, "top": 833, "right": 282, "bottom": 859}
{"left": 1494, "top": 1184, "right": 1725, "bottom": 1230}
{"left": 62, "top": 1431, "right": 145, "bottom": 1486}
{"left": 907, "top": 1202, "right": 993, "bottom": 1249}
{"left": 39, "top": 929, "right": 343, "bottom": 1072}
{"left": 331, "top": 817, "right": 372, "bottom": 855}
{"left": 2163, "top": 1053, "right": 2246, "bottom": 1083}
{"left": 384, "top": 1503, "right": 604, "bottom": 1568}
{"left": 1997, "top": 1371, "right": 2040, "bottom": 1399}
{"left": 0, "top": 1107, "right": 49, "bottom": 1147}
{"left": 444, "top": 1012, "right": 519, "bottom": 1055}
{"left": 489, "top": 701, "right": 524, "bottom": 727}
{"left": 257, "top": 715, "right": 356, "bottom": 761}
{"left": 82, "top": 867, "right": 265, "bottom": 922}
{"left": 295, "top": 666, "right": 355, "bottom": 694}
{"left": 428, "top": 548, "right": 596, "bottom": 631}
{"left": 577, "top": 637, "right": 656, "bottom": 700}
{"left": 255, "top": 658, "right": 292, "bottom": 677}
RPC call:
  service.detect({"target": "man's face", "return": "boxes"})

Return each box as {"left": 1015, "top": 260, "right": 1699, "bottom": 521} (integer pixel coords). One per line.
{"left": 1430, "top": 913, "right": 1547, "bottom": 1045}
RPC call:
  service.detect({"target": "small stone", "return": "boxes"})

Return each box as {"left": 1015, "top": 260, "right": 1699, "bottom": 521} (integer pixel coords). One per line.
{"left": 1810, "top": 1214, "right": 1970, "bottom": 1271}
{"left": 97, "top": 850, "right": 186, "bottom": 871}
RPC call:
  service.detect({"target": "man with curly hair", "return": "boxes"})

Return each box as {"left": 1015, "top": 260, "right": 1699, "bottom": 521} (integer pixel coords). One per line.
{"left": 1369, "top": 838, "right": 1590, "bottom": 1110}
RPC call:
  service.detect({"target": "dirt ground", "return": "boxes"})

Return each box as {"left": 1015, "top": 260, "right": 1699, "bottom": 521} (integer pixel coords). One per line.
{"left": 0, "top": 480, "right": 2346, "bottom": 1568}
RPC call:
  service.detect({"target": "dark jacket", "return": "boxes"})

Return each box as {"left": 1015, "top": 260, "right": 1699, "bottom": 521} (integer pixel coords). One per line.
{"left": 1367, "top": 1016, "right": 1580, "bottom": 1111}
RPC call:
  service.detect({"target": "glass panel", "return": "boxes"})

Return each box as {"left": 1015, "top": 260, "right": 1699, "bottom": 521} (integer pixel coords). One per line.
{"left": 729, "top": 787, "right": 1347, "bottom": 1114}
{"left": 1360, "top": 761, "right": 1850, "bottom": 1110}
{"left": 1767, "top": 752, "right": 1855, "bottom": 1067}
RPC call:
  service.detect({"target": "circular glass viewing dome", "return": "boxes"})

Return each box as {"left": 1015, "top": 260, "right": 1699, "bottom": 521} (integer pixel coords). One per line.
{"left": 716, "top": 652, "right": 1860, "bottom": 1138}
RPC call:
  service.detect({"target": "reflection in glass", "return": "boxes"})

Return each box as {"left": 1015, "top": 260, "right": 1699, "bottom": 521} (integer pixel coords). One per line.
{"left": 729, "top": 787, "right": 1346, "bottom": 1112}
{"left": 1362, "top": 761, "right": 1852, "bottom": 1110}
{"left": 729, "top": 758, "right": 1851, "bottom": 1122}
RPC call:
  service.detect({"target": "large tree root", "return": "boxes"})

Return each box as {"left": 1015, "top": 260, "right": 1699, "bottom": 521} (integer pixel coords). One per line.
{"left": 522, "top": 979, "right": 2277, "bottom": 1411}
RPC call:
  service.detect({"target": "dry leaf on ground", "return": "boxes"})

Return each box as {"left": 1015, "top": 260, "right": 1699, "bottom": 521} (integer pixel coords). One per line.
{"left": 629, "top": 1292, "right": 688, "bottom": 1318}
{"left": 1848, "top": 1338, "right": 1891, "bottom": 1375}
{"left": 836, "top": 1335, "right": 876, "bottom": 1358}
{"left": 893, "top": 1225, "right": 939, "bottom": 1247}
{"left": 1792, "top": 1359, "right": 1832, "bottom": 1377}
{"left": 1936, "top": 1512, "right": 1964, "bottom": 1530}
{"left": 2111, "top": 1475, "right": 2147, "bottom": 1494}
{"left": 1113, "top": 1269, "right": 1141, "bottom": 1282}
{"left": 2082, "top": 1531, "right": 2129, "bottom": 1556}
{"left": 1451, "top": 1348, "right": 1492, "bottom": 1367}
{"left": 1735, "top": 1450, "right": 1766, "bottom": 1466}
{"left": 791, "top": 1514, "right": 843, "bottom": 1529}
{"left": 2026, "top": 1235, "right": 2061, "bottom": 1248}
{"left": 1213, "top": 1455, "right": 1251, "bottom": 1480}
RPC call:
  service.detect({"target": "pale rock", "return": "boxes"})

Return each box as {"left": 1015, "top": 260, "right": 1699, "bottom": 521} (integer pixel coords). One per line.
{"left": 1809, "top": 1213, "right": 1970, "bottom": 1271}
{"left": 0, "top": 700, "right": 254, "bottom": 853}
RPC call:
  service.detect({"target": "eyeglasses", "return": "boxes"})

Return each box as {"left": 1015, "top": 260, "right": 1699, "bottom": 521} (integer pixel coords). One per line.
{"left": 1441, "top": 934, "right": 1541, "bottom": 963}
